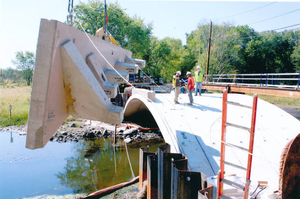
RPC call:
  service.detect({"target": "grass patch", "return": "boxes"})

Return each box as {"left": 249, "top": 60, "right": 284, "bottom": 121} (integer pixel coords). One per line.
{"left": 0, "top": 86, "right": 31, "bottom": 127}
{"left": 0, "top": 86, "right": 82, "bottom": 127}
{"left": 257, "top": 94, "right": 300, "bottom": 109}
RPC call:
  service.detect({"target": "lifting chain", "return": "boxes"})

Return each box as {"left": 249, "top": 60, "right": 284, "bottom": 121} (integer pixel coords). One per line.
{"left": 67, "top": 0, "right": 74, "bottom": 26}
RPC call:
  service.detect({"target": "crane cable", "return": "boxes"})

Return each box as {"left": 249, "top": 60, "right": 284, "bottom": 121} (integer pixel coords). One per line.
{"left": 67, "top": 0, "right": 74, "bottom": 26}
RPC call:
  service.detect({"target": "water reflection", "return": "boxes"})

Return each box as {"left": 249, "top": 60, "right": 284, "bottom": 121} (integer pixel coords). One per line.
{"left": 56, "top": 138, "right": 165, "bottom": 194}
{"left": 0, "top": 131, "right": 164, "bottom": 198}
{"left": 10, "top": 132, "right": 13, "bottom": 143}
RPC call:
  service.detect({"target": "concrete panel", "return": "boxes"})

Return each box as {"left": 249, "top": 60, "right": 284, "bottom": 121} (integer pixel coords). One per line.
{"left": 26, "top": 19, "right": 136, "bottom": 149}
{"left": 26, "top": 19, "right": 68, "bottom": 149}
{"left": 60, "top": 40, "right": 123, "bottom": 122}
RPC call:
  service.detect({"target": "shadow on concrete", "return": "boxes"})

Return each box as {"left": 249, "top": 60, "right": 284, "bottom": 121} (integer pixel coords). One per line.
{"left": 154, "top": 98, "right": 164, "bottom": 104}
{"left": 175, "top": 130, "right": 220, "bottom": 176}
{"left": 200, "top": 95, "right": 223, "bottom": 99}
{"left": 188, "top": 103, "right": 222, "bottom": 113}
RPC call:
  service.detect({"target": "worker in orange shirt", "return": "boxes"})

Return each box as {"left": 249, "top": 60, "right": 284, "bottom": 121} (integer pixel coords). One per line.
{"left": 186, "top": 71, "right": 194, "bottom": 105}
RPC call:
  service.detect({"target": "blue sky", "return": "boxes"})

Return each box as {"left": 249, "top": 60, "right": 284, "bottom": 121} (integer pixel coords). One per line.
{"left": 1, "top": 0, "right": 300, "bottom": 69}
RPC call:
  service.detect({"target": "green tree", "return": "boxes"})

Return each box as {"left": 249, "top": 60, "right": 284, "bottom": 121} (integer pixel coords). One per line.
{"left": 186, "top": 23, "right": 299, "bottom": 77}
{"left": 146, "top": 37, "right": 171, "bottom": 79}
{"left": 289, "top": 30, "right": 300, "bottom": 72}
{"left": 291, "top": 46, "right": 300, "bottom": 72}
{"left": 73, "top": 0, "right": 152, "bottom": 60}
{"left": 11, "top": 51, "right": 35, "bottom": 85}
{"left": 144, "top": 37, "right": 192, "bottom": 82}
{"left": 179, "top": 46, "right": 197, "bottom": 77}
{"left": 186, "top": 22, "right": 239, "bottom": 76}
{"left": 0, "top": 68, "right": 23, "bottom": 84}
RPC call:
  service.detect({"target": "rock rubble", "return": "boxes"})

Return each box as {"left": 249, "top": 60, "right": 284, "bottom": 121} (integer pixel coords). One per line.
{"left": 49, "top": 120, "right": 164, "bottom": 145}
{"left": 1, "top": 120, "right": 164, "bottom": 145}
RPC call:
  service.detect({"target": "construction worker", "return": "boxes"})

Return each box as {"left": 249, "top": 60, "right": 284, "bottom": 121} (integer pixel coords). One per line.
{"left": 173, "top": 71, "right": 181, "bottom": 104}
{"left": 194, "top": 66, "right": 204, "bottom": 96}
{"left": 186, "top": 71, "right": 194, "bottom": 105}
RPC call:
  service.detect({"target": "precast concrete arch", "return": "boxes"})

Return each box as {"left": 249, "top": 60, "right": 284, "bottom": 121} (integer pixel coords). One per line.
{"left": 123, "top": 91, "right": 180, "bottom": 153}
{"left": 123, "top": 90, "right": 300, "bottom": 195}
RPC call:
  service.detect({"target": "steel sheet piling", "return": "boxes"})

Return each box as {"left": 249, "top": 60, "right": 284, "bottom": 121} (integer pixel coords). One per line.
{"left": 139, "top": 147, "right": 155, "bottom": 190}
{"left": 147, "top": 154, "right": 158, "bottom": 199}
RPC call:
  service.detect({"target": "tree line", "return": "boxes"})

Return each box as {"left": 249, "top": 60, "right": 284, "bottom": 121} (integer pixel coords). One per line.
{"left": 74, "top": 1, "right": 300, "bottom": 81}
{"left": 187, "top": 22, "right": 300, "bottom": 76}
{"left": 2, "top": 1, "right": 299, "bottom": 85}
{"left": 1, "top": 51, "right": 35, "bottom": 86}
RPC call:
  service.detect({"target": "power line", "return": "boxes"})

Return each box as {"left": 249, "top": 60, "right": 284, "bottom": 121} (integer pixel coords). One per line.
{"left": 213, "top": 2, "right": 277, "bottom": 21}
{"left": 209, "top": 22, "right": 300, "bottom": 43}
{"left": 267, "top": 22, "right": 300, "bottom": 32}
{"left": 249, "top": 8, "right": 300, "bottom": 25}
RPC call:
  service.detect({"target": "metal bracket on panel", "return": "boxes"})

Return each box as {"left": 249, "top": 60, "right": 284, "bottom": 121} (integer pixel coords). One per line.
{"left": 86, "top": 53, "right": 118, "bottom": 98}
{"left": 125, "top": 57, "right": 146, "bottom": 69}
{"left": 114, "top": 62, "right": 139, "bottom": 74}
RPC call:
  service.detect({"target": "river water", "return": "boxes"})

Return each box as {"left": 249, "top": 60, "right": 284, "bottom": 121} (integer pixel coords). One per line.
{"left": 0, "top": 131, "right": 164, "bottom": 199}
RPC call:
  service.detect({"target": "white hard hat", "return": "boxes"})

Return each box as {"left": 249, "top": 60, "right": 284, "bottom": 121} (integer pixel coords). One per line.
{"left": 197, "top": 66, "right": 201, "bottom": 69}
{"left": 176, "top": 71, "right": 181, "bottom": 75}
{"left": 186, "top": 71, "right": 191, "bottom": 75}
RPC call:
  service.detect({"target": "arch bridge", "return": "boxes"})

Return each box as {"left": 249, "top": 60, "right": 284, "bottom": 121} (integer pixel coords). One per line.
{"left": 26, "top": 19, "right": 300, "bottom": 197}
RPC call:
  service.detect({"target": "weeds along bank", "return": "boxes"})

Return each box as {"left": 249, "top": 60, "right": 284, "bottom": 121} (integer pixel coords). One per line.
{"left": 0, "top": 86, "right": 31, "bottom": 127}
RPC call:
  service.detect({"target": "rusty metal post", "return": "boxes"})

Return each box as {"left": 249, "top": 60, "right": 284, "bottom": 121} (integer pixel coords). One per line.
{"left": 171, "top": 159, "right": 188, "bottom": 198}
{"left": 158, "top": 144, "right": 170, "bottom": 199}
{"left": 198, "top": 181, "right": 214, "bottom": 199}
{"left": 147, "top": 154, "right": 158, "bottom": 199}
{"left": 139, "top": 147, "right": 155, "bottom": 190}
{"left": 172, "top": 169, "right": 203, "bottom": 199}
{"left": 139, "top": 147, "right": 148, "bottom": 190}
{"left": 158, "top": 144, "right": 187, "bottom": 199}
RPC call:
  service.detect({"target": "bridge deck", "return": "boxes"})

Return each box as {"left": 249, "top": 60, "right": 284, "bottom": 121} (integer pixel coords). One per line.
{"left": 125, "top": 91, "right": 300, "bottom": 194}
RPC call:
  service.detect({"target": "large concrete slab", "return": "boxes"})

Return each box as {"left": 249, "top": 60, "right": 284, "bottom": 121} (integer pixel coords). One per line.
{"left": 26, "top": 19, "right": 140, "bottom": 149}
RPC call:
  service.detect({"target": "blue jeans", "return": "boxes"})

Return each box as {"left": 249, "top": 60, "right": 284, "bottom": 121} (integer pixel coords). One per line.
{"left": 195, "top": 82, "right": 202, "bottom": 95}
{"left": 188, "top": 89, "right": 193, "bottom": 103}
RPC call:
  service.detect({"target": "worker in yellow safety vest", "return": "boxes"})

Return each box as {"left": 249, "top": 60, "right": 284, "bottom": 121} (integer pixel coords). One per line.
{"left": 172, "top": 71, "right": 181, "bottom": 104}
{"left": 194, "top": 66, "right": 204, "bottom": 96}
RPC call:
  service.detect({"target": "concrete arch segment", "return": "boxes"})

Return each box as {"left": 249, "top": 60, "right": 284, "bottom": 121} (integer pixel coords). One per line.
{"left": 124, "top": 92, "right": 180, "bottom": 154}
{"left": 124, "top": 91, "right": 300, "bottom": 194}
{"left": 124, "top": 92, "right": 218, "bottom": 176}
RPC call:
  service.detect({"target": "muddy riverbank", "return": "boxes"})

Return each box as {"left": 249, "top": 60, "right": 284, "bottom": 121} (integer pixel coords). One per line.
{"left": 0, "top": 120, "right": 164, "bottom": 146}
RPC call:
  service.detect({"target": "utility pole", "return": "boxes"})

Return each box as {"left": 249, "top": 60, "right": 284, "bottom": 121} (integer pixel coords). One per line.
{"left": 206, "top": 21, "right": 212, "bottom": 82}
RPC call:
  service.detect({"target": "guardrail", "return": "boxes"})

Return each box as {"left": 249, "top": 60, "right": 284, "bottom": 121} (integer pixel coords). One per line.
{"left": 205, "top": 72, "right": 300, "bottom": 89}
